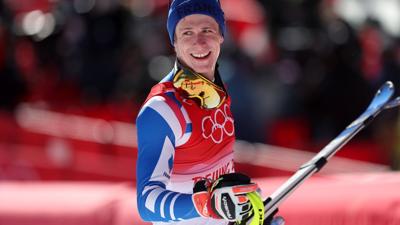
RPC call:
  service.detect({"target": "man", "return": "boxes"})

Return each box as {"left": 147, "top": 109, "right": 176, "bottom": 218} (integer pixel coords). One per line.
{"left": 136, "top": 0, "right": 284, "bottom": 224}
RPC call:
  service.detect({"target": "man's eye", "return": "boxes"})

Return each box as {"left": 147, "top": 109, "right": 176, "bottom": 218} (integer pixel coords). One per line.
{"left": 204, "top": 29, "right": 216, "bottom": 34}
{"left": 183, "top": 31, "right": 193, "bottom": 36}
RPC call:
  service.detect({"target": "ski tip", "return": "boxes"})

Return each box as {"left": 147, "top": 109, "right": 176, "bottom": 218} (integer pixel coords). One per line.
{"left": 385, "top": 81, "right": 394, "bottom": 89}
{"left": 368, "top": 80, "right": 395, "bottom": 111}
{"left": 380, "top": 81, "right": 394, "bottom": 93}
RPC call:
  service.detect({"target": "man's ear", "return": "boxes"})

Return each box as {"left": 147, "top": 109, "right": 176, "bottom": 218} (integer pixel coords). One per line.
{"left": 219, "top": 35, "right": 224, "bottom": 44}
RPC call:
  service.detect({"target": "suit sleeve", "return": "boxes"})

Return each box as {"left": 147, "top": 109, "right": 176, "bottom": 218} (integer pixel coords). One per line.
{"left": 136, "top": 96, "right": 199, "bottom": 222}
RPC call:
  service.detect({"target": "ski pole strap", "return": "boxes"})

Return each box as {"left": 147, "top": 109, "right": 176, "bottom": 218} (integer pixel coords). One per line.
{"left": 230, "top": 197, "right": 279, "bottom": 225}
{"left": 247, "top": 192, "right": 264, "bottom": 225}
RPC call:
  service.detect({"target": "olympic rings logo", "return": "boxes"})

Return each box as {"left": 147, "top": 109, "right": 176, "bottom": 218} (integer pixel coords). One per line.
{"left": 201, "top": 104, "right": 234, "bottom": 144}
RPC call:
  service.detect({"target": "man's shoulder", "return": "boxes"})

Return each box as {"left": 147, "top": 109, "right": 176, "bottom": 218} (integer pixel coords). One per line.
{"left": 138, "top": 88, "right": 184, "bottom": 120}
{"left": 143, "top": 84, "right": 181, "bottom": 107}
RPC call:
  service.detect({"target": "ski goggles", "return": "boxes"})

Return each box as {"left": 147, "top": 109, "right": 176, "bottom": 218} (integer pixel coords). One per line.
{"left": 173, "top": 68, "right": 226, "bottom": 109}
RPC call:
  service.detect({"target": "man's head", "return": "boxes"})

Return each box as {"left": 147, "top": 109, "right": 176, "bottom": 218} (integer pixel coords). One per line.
{"left": 167, "top": 0, "right": 225, "bottom": 44}
{"left": 167, "top": 0, "right": 225, "bottom": 79}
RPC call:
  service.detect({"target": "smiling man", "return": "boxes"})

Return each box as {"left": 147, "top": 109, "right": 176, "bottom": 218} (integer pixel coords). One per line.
{"left": 135, "top": 1, "right": 284, "bottom": 225}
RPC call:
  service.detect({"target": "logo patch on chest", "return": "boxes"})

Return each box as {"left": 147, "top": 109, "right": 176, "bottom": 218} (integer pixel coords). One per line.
{"left": 201, "top": 104, "right": 234, "bottom": 144}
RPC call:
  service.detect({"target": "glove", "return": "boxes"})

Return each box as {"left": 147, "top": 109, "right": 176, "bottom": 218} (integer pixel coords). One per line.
{"left": 192, "top": 173, "right": 260, "bottom": 222}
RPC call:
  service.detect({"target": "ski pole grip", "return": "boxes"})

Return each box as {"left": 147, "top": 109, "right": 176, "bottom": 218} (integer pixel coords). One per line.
{"left": 262, "top": 197, "right": 279, "bottom": 225}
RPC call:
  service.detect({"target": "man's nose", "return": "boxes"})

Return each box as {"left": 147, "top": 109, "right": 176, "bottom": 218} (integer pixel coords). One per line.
{"left": 193, "top": 33, "right": 206, "bottom": 45}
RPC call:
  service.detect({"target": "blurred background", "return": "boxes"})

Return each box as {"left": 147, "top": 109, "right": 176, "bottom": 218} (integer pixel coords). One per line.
{"left": 1, "top": 0, "right": 400, "bottom": 224}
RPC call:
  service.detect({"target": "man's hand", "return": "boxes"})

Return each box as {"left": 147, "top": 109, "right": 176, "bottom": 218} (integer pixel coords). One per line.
{"left": 192, "top": 173, "right": 261, "bottom": 222}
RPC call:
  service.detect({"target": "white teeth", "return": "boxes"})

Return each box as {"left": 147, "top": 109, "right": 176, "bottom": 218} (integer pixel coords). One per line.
{"left": 192, "top": 52, "right": 210, "bottom": 58}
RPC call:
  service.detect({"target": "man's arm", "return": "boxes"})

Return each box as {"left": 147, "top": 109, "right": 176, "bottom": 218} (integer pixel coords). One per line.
{"left": 136, "top": 96, "right": 198, "bottom": 222}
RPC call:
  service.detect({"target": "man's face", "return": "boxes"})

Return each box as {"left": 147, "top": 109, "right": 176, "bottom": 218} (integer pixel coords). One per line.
{"left": 174, "top": 14, "right": 224, "bottom": 80}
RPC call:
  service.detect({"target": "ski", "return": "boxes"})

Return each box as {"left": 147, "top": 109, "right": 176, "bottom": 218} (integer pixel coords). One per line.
{"left": 232, "top": 81, "right": 400, "bottom": 225}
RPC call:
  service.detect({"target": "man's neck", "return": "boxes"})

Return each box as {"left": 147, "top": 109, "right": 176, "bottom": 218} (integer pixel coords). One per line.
{"left": 175, "top": 60, "right": 215, "bottom": 82}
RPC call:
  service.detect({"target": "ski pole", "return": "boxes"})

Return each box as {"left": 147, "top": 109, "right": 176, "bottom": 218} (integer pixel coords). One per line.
{"left": 233, "top": 81, "right": 400, "bottom": 225}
